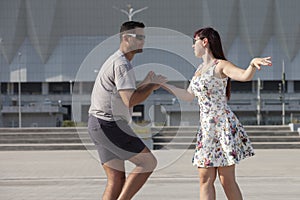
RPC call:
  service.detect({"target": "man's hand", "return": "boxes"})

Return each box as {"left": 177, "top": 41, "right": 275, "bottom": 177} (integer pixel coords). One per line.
{"left": 141, "top": 71, "right": 167, "bottom": 90}
{"left": 120, "top": 71, "right": 167, "bottom": 108}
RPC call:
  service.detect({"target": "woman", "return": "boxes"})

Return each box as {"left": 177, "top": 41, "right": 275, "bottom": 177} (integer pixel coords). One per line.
{"left": 163, "top": 27, "right": 272, "bottom": 200}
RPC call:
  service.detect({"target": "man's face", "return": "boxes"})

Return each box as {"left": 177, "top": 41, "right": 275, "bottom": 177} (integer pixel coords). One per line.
{"left": 125, "top": 28, "right": 145, "bottom": 53}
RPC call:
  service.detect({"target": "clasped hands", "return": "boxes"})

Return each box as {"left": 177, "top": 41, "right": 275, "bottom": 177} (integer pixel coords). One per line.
{"left": 143, "top": 71, "right": 168, "bottom": 90}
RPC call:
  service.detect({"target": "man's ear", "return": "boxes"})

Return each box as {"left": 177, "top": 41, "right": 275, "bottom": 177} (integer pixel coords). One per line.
{"left": 202, "top": 38, "right": 208, "bottom": 47}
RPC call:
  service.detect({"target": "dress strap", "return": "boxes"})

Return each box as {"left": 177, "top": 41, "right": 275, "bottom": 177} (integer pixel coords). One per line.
{"left": 211, "top": 59, "right": 224, "bottom": 78}
{"left": 213, "top": 59, "right": 219, "bottom": 67}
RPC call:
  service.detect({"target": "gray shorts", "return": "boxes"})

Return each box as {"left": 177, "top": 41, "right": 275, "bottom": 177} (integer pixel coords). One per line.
{"left": 88, "top": 115, "right": 146, "bottom": 164}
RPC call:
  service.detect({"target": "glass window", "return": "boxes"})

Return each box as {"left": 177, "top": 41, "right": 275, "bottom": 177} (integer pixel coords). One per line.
{"left": 262, "top": 81, "right": 286, "bottom": 93}
{"left": 295, "top": 81, "right": 300, "bottom": 92}
{"left": 49, "top": 82, "right": 70, "bottom": 94}
{"left": 1, "top": 82, "right": 8, "bottom": 94}
{"left": 13, "top": 83, "right": 18, "bottom": 94}
{"left": 21, "top": 82, "right": 42, "bottom": 94}
{"left": 231, "top": 81, "right": 252, "bottom": 93}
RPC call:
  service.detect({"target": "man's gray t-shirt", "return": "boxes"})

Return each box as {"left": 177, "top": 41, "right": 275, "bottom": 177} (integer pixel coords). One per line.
{"left": 89, "top": 50, "right": 136, "bottom": 122}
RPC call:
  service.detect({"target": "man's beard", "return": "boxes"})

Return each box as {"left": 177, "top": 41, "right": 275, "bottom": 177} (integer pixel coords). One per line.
{"left": 128, "top": 48, "right": 143, "bottom": 54}
{"left": 134, "top": 48, "right": 143, "bottom": 53}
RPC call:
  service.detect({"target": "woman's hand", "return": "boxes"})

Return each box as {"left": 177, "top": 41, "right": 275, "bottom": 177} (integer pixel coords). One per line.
{"left": 141, "top": 71, "right": 167, "bottom": 90}
{"left": 250, "top": 57, "right": 272, "bottom": 70}
{"left": 151, "top": 74, "right": 168, "bottom": 90}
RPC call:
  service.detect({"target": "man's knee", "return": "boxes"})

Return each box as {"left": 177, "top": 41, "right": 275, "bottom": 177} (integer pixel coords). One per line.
{"left": 146, "top": 154, "right": 157, "bottom": 171}
{"left": 103, "top": 162, "right": 126, "bottom": 186}
{"left": 130, "top": 149, "right": 157, "bottom": 172}
{"left": 138, "top": 153, "right": 157, "bottom": 172}
{"left": 107, "top": 171, "right": 126, "bottom": 186}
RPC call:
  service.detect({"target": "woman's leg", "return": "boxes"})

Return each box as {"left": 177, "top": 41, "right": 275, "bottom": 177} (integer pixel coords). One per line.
{"left": 198, "top": 167, "right": 217, "bottom": 200}
{"left": 218, "top": 165, "right": 243, "bottom": 200}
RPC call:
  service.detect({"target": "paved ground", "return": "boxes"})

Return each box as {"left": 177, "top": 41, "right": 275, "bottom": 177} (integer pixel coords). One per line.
{"left": 1, "top": 149, "right": 300, "bottom": 200}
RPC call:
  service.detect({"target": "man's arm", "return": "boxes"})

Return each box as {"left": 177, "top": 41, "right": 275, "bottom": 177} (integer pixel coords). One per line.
{"left": 119, "top": 72, "right": 167, "bottom": 108}
{"left": 119, "top": 84, "right": 155, "bottom": 108}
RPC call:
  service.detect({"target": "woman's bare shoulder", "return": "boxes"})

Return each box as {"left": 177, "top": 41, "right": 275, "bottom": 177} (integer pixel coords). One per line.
{"left": 217, "top": 59, "right": 231, "bottom": 66}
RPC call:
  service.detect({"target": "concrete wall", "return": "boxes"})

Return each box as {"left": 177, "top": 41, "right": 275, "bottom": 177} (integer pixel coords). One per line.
{"left": 0, "top": 0, "right": 300, "bottom": 83}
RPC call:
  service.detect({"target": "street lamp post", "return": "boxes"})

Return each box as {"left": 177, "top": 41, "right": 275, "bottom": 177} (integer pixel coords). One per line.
{"left": 18, "top": 52, "right": 22, "bottom": 128}
{"left": 69, "top": 80, "right": 73, "bottom": 94}
{"left": 0, "top": 38, "right": 2, "bottom": 60}
{"left": 0, "top": 38, "right": 2, "bottom": 125}
{"left": 257, "top": 78, "right": 261, "bottom": 125}
{"left": 281, "top": 60, "right": 286, "bottom": 125}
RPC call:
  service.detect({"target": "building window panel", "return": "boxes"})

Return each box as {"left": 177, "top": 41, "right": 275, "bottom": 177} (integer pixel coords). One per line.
{"left": 231, "top": 81, "right": 252, "bottom": 93}
{"left": 1, "top": 83, "right": 8, "bottom": 94}
{"left": 21, "top": 82, "right": 42, "bottom": 94}
{"left": 262, "top": 81, "right": 287, "bottom": 93}
{"left": 294, "top": 81, "right": 300, "bottom": 92}
{"left": 49, "top": 82, "right": 70, "bottom": 94}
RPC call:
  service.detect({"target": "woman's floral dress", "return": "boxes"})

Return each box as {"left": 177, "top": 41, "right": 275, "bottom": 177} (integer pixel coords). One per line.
{"left": 190, "top": 60, "right": 255, "bottom": 168}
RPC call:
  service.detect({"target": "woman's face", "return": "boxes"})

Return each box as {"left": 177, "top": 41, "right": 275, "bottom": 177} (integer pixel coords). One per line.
{"left": 192, "top": 36, "right": 205, "bottom": 58}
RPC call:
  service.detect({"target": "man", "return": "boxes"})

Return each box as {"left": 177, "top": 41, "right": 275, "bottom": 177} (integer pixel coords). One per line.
{"left": 88, "top": 21, "right": 166, "bottom": 200}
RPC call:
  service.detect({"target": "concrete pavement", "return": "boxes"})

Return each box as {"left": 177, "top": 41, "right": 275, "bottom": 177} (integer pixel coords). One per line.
{"left": 1, "top": 149, "right": 300, "bottom": 199}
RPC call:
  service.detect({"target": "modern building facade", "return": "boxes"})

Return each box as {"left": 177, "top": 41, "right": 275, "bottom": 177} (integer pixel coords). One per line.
{"left": 0, "top": 0, "right": 300, "bottom": 127}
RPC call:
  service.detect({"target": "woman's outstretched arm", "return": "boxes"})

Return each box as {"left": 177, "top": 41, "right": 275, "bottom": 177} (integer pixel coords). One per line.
{"left": 221, "top": 57, "right": 272, "bottom": 82}
{"left": 162, "top": 83, "right": 195, "bottom": 102}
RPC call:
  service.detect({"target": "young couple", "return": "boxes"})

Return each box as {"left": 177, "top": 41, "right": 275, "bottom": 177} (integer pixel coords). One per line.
{"left": 88, "top": 21, "right": 272, "bottom": 200}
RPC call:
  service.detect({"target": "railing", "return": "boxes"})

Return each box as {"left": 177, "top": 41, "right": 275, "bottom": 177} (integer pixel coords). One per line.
{"left": 1, "top": 105, "right": 67, "bottom": 114}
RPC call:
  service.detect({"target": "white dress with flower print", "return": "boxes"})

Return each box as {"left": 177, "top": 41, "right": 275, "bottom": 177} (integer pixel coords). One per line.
{"left": 190, "top": 60, "right": 255, "bottom": 168}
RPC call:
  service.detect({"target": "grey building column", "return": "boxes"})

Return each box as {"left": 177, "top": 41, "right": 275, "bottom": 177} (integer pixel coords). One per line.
{"left": 252, "top": 80, "right": 256, "bottom": 93}
{"left": 79, "top": 82, "right": 83, "bottom": 94}
{"left": 42, "top": 82, "right": 48, "bottom": 95}
{"left": 144, "top": 103, "right": 152, "bottom": 122}
{"left": 287, "top": 80, "right": 294, "bottom": 93}
{"left": 72, "top": 102, "right": 81, "bottom": 122}
{"left": 166, "top": 113, "right": 170, "bottom": 126}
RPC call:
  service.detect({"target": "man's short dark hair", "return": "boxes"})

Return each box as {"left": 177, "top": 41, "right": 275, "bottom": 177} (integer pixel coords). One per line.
{"left": 120, "top": 21, "right": 145, "bottom": 38}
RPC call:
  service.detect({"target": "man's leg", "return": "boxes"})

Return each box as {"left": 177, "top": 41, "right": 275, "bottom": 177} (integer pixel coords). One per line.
{"left": 102, "top": 159, "right": 125, "bottom": 200}
{"left": 117, "top": 147, "right": 157, "bottom": 200}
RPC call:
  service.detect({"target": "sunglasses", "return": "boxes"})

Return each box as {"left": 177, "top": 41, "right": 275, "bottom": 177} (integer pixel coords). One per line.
{"left": 124, "top": 33, "right": 146, "bottom": 40}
